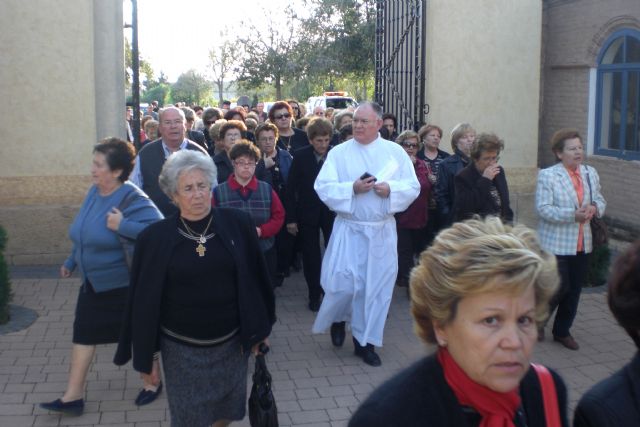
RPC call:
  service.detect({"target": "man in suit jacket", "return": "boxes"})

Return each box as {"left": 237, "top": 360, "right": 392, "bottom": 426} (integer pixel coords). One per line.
{"left": 285, "top": 118, "right": 335, "bottom": 311}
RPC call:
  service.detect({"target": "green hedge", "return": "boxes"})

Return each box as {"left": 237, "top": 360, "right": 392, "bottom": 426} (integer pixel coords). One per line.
{"left": 0, "top": 225, "right": 11, "bottom": 324}
{"left": 587, "top": 244, "right": 611, "bottom": 287}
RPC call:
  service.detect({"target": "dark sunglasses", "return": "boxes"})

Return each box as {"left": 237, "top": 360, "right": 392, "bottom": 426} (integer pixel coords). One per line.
{"left": 274, "top": 113, "right": 291, "bottom": 119}
{"left": 402, "top": 142, "right": 419, "bottom": 148}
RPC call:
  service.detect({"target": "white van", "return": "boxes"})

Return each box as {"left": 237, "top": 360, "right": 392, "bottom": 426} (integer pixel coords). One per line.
{"left": 306, "top": 92, "right": 358, "bottom": 114}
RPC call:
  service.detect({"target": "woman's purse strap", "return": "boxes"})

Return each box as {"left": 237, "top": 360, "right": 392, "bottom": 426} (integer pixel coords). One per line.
{"left": 584, "top": 167, "right": 594, "bottom": 205}
{"left": 531, "top": 363, "right": 561, "bottom": 427}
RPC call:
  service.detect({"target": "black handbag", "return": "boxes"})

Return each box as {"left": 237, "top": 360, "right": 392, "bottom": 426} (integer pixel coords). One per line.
{"left": 585, "top": 168, "right": 608, "bottom": 248}
{"left": 249, "top": 352, "right": 278, "bottom": 427}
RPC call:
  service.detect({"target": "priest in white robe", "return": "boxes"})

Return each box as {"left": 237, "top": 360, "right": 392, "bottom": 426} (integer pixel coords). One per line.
{"left": 312, "top": 102, "right": 420, "bottom": 366}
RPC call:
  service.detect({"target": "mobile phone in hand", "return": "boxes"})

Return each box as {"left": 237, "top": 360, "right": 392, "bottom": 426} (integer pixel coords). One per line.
{"left": 360, "top": 172, "right": 377, "bottom": 182}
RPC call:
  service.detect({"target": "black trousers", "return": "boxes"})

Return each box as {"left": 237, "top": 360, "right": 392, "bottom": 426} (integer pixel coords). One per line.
{"left": 396, "top": 227, "right": 426, "bottom": 285}
{"left": 299, "top": 214, "right": 334, "bottom": 301}
{"left": 550, "top": 253, "right": 589, "bottom": 338}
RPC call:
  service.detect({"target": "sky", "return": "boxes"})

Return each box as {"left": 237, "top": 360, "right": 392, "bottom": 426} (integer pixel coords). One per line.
{"left": 124, "top": 0, "right": 304, "bottom": 82}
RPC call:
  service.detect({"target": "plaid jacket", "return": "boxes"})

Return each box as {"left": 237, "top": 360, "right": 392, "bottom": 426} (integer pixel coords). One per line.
{"left": 535, "top": 163, "right": 606, "bottom": 255}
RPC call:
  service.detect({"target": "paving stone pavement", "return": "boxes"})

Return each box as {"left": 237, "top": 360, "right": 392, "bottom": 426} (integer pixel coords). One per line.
{"left": 0, "top": 266, "right": 635, "bottom": 426}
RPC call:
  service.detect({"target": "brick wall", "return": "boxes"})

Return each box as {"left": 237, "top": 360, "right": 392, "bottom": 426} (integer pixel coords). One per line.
{"left": 540, "top": 0, "right": 640, "bottom": 238}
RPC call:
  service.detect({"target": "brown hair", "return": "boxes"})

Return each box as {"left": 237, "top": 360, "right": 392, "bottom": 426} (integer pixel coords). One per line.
{"left": 306, "top": 117, "right": 334, "bottom": 140}
{"left": 550, "top": 128, "right": 582, "bottom": 160}
{"left": 219, "top": 120, "right": 247, "bottom": 140}
{"left": 229, "top": 139, "right": 261, "bottom": 162}
{"left": 608, "top": 240, "right": 640, "bottom": 348}
{"left": 255, "top": 122, "right": 279, "bottom": 142}
{"left": 93, "top": 137, "right": 136, "bottom": 182}
{"left": 418, "top": 124, "right": 443, "bottom": 141}
{"left": 470, "top": 133, "right": 505, "bottom": 160}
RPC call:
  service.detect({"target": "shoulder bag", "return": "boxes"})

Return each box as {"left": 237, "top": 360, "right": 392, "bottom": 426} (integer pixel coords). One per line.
{"left": 531, "top": 364, "right": 561, "bottom": 427}
{"left": 585, "top": 168, "right": 608, "bottom": 248}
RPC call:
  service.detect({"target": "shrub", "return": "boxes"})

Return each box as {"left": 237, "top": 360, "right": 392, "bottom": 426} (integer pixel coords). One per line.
{"left": 0, "top": 225, "right": 12, "bottom": 324}
{"left": 586, "top": 244, "right": 611, "bottom": 287}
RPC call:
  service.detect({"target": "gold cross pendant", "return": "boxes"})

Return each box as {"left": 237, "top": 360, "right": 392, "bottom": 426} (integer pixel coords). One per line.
{"left": 196, "top": 243, "right": 206, "bottom": 257}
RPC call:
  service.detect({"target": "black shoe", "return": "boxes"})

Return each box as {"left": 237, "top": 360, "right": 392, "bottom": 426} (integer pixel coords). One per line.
{"left": 308, "top": 298, "right": 321, "bottom": 312}
{"left": 40, "top": 398, "right": 84, "bottom": 415}
{"left": 353, "top": 338, "right": 382, "bottom": 367}
{"left": 330, "top": 322, "right": 346, "bottom": 347}
{"left": 135, "top": 382, "right": 163, "bottom": 406}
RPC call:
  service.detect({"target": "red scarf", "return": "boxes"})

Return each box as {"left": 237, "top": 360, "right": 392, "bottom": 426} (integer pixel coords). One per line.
{"left": 438, "top": 348, "right": 521, "bottom": 427}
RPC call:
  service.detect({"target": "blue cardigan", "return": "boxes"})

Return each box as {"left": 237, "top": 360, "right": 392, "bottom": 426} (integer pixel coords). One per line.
{"left": 64, "top": 182, "right": 163, "bottom": 292}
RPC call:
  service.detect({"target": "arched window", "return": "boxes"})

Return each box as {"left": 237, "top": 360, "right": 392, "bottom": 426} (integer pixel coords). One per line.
{"left": 595, "top": 29, "right": 640, "bottom": 159}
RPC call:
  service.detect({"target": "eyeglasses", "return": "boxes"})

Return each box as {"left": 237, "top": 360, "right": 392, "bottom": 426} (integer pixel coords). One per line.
{"left": 402, "top": 142, "right": 419, "bottom": 148}
{"left": 479, "top": 155, "right": 500, "bottom": 162}
{"left": 274, "top": 113, "right": 291, "bottom": 120}
{"left": 234, "top": 160, "right": 257, "bottom": 168}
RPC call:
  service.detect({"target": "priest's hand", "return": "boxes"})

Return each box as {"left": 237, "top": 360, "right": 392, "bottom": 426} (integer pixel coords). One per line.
{"left": 373, "top": 182, "right": 390, "bottom": 198}
{"left": 354, "top": 176, "right": 376, "bottom": 194}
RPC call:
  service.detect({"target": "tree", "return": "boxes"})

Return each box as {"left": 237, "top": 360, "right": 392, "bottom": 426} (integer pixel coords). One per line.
{"left": 208, "top": 35, "right": 241, "bottom": 104}
{"left": 171, "top": 70, "right": 212, "bottom": 106}
{"left": 124, "top": 37, "right": 155, "bottom": 91}
{"left": 235, "top": 6, "right": 302, "bottom": 100}
{"left": 298, "top": 0, "right": 376, "bottom": 100}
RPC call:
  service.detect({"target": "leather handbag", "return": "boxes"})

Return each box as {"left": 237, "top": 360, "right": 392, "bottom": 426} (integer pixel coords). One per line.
{"left": 249, "top": 349, "right": 278, "bottom": 427}
{"left": 585, "top": 168, "right": 608, "bottom": 248}
{"left": 531, "top": 364, "right": 561, "bottom": 427}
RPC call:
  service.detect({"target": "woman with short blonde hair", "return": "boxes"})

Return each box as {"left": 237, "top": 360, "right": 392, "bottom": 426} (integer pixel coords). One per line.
{"left": 350, "top": 217, "right": 567, "bottom": 427}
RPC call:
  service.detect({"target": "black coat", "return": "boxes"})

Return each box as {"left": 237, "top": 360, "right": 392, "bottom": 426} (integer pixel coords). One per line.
{"left": 574, "top": 352, "right": 640, "bottom": 427}
{"left": 284, "top": 145, "right": 334, "bottom": 226}
{"left": 435, "top": 150, "right": 469, "bottom": 227}
{"left": 349, "top": 354, "right": 568, "bottom": 427}
{"left": 114, "top": 208, "right": 276, "bottom": 374}
{"left": 453, "top": 163, "right": 514, "bottom": 223}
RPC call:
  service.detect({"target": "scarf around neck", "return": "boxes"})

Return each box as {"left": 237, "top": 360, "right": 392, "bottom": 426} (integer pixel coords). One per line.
{"left": 438, "top": 347, "right": 521, "bottom": 427}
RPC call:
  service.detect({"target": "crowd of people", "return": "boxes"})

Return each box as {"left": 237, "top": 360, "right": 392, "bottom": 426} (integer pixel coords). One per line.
{"left": 39, "top": 96, "right": 637, "bottom": 427}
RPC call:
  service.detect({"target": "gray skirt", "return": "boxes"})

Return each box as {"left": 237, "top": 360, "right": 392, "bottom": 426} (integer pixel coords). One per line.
{"left": 160, "top": 334, "right": 250, "bottom": 427}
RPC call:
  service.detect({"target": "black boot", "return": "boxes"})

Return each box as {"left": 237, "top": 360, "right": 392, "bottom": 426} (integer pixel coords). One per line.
{"left": 353, "top": 337, "right": 381, "bottom": 367}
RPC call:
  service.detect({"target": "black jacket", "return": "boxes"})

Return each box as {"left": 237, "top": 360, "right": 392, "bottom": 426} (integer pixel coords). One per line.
{"left": 454, "top": 163, "right": 514, "bottom": 223}
{"left": 435, "top": 150, "right": 469, "bottom": 227}
{"left": 574, "top": 352, "right": 640, "bottom": 427}
{"left": 284, "top": 145, "right": 335, "bottom": 226}
{"left": 114, "top": 208, "right": 276, "bottom": 374}
{"left": 349, "top": 354, "right": 568, "bottom": 427}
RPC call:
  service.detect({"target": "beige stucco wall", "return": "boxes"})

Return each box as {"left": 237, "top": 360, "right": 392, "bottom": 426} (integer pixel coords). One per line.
{"left": 425, "top": 0, "right": 542, "bottom": 194}
{"left": 0, "top": 0, "right": 125, "bottom": 264}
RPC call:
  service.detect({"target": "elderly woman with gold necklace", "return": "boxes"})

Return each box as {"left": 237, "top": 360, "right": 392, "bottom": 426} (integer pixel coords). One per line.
{"left": 115, "top": 150, "right": 275, "bottom": 427}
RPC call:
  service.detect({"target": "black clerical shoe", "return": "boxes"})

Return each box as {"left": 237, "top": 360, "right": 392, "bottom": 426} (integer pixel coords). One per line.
{"left": 353, "top": 338, "right": 382, "bottom": 367}
{"left": 135, "top": 382, "right": 163, "bottom": 406}
{"left": 40, "top": 398, "right": 84, "bottom": 415}
{"left": 330, "top": 321, "right": 346, "bottom": 347}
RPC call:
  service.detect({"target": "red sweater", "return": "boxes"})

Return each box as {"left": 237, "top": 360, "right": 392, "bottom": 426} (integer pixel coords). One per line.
{"left": 396, "top": 159, "right": 431, "bottom": 229}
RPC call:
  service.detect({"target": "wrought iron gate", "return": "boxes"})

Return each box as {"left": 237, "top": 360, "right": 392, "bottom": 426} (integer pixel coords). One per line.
{"left": 375, "top": 0, "right": 428, "bottom": 132}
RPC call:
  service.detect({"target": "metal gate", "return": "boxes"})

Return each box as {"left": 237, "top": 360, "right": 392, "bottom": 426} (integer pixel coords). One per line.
{"left": 375, "top": 0, "right": 428, "bottom": 132}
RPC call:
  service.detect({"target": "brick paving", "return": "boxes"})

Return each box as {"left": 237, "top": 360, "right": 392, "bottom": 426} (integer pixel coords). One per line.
{"left": 0, "top": 267, "right": 635, "bottom": 426}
